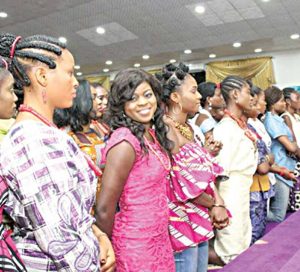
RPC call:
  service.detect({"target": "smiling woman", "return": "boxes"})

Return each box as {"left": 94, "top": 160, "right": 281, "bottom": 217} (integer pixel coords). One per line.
{"left": 95, "top": 68, "right": 175, "bottom": 272}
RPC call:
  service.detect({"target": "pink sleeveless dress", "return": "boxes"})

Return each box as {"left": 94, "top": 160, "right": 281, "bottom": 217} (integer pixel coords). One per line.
{"left": 102, "top": 127, "right": 175, "bottom": 272}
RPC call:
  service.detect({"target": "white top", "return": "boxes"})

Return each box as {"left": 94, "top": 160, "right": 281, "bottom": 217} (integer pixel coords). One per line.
{"left": 248, "top": 118, "right": 276, "bottom": 185}
{"left": 281, "top": 111, "right": 300, "bottom": 147}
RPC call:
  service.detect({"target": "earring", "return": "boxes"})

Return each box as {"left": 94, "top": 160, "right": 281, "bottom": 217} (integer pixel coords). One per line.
{"left": 42, "top": 89, "right": 47, "bottom": 104}
{"left": 172, "top": 102, "right": 183, "bottom": 115}
{"left": 208, "top": 102, "right": 212, "bottom": 111}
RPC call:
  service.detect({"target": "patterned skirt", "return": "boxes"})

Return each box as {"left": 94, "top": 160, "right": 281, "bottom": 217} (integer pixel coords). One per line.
{"left": 289, "top": 161, "right": 300, "bottom": 211}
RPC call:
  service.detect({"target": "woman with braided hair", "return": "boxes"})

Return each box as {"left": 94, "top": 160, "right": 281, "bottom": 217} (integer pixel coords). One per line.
{"left": 157, "top": 63, "right": 229, "bottom": 272}
{"left": 0, "top": 33, "right": 115, "bottom": 271}
{"left": 211, "top": 76, "right": 258, "bottom": 265}
{"left": 0, "top": 56, "right": 26, "bottom": 271}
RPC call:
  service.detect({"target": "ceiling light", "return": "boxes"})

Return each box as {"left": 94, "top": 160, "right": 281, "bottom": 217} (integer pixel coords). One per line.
{"left": 96, "top": 26, "right": 106, "bottom": 34}
{"left": 290, "top": 33, "right": 300, "bottom": 40}
{"left": 134, "top": 63, "right": 141, "bottom": 68}
{"left": 254, "top": 48, "right": 262, "bottom": 53}
{"left": 105, "top": 60, "right": 113, "bottom": 65}
{"left": 233, "top": 42, "right": 241, "bottom": 48}
{"left": 0, "top": 12, "right": 8, "bottom": 18}
{"left": 184, "top": 49, "right": 192, "bottom": 54}
{"left": 195, "top": 5, "right": 206, "bottom": 14}
{"left": 169, "top": 59, "right": 176, "bottom": 63}
{"left": 58, "top": 37, "right": 67, "bottom": 43}
{"left": 142, "top": 55, "right": 150, "bottom": 60}
{"left": 209, "top": 54, "right": 216, "bottom": 58}
{"left": 76, "top": 72, "right": 82, "bottom": 76}
{"left": 261, "top": 0, "right": 271, "bottom": 2}
{"left": 103, "top": 68, "right": 109, "bottom": 73}
{"left": 74, "top": 65, "right": 80, "bottom": 70}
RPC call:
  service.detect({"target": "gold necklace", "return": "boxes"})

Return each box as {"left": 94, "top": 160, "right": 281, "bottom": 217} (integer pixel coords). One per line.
{"left": 166, "top": 115, "right": 193, "bottom": 141}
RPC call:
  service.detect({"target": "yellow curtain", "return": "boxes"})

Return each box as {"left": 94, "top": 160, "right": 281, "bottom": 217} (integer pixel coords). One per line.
{"left": 206, "top": 56, "right": 275, "bottom": 90}
{"left": 85, "top": 75, "right": 110, "bottom": 90}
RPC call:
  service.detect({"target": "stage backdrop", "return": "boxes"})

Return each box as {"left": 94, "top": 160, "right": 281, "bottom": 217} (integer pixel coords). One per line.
{"left": 206, "top": 56, "right": 275, "bottom": 90}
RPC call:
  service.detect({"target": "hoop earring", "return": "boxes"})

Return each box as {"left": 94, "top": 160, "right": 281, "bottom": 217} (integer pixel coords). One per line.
{"left": 172, "top": 103, "right": 182, "bottom": 115}
{"left": 42, "top": 89, "right": 47, "bottom": 104}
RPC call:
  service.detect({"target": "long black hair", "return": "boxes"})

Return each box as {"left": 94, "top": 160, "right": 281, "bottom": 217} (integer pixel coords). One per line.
{"left": 54, "top": 80, "right": 93, "bottom": 131}
{"left": 69, "top": 80, "right": 93, "bottom": 132}
{"left": 105, "top": 68, "right": 173, "bottom": 154}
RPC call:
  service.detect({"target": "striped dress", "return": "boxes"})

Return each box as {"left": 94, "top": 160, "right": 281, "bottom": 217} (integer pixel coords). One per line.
{"left": 167, "top": 140, "right": 224, "bottom": 252}
{"left": 0, "top": 177, "right": 26, "bottom": 272}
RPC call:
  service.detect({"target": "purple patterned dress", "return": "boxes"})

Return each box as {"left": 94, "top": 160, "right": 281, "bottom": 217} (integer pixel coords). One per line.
{"left": 0, "top": 121, "right": 100, "bottom": 271}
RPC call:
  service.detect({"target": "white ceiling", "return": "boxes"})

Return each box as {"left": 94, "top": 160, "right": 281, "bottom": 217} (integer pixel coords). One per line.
{"left": 1, "top": 0, "right": 300, "bottom": 76}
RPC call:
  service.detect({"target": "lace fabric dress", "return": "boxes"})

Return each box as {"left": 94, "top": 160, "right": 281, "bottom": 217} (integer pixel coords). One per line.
{"left": 102, "top": 127, "right": 175, "bottom": 272}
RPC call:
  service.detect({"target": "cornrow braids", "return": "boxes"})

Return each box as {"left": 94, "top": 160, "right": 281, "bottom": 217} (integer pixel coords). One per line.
{"left": 155, "top": 62, "right": 189, "bottom": 103}
{"left": 0, "top": 33, "right": 66, "bottom": 90}
{"left": 282, "top": 87, "right": 296, "bottom": 100}
{"left": 0, "top": 56, "right": 11, "bottom": 86}
{"left": 220, "top": 75, "right": 247, "bottom": 103}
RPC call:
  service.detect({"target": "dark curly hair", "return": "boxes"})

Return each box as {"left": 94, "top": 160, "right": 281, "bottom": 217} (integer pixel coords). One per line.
{"left": 105, "top": 68, "right": 173, "bottom": 154}
{"left": 0, "top": 33, "right": 66, "bottom": 91}
{"left": 155, "top": 63, "right": 189, "bottom": 103}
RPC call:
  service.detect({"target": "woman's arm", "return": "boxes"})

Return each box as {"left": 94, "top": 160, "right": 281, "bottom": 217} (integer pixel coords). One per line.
{"left": 277, "top": 135, "right": 298, "bottom": 153}
{"left": 95, "top": 141, "right": 135, "bottom": 238}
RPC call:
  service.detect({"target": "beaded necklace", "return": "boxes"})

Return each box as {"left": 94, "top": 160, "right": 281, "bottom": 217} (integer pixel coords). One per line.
{"left": 143, "top": 130, "right": 171, "bottom": 171}
{"left": 19, "top": 104, "right": 102, "bottom": 177}
{"left": 224, "top": 109, "right": 257, "bottom": 149}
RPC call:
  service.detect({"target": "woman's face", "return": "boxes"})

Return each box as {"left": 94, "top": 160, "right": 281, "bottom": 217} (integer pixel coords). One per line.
{"left": 91, "top": 85, "right": 102, "bottom": 119}
{"left": 245, "top": 95, "right": 259, "bottom": 119}
{"left": 124, "top": 81, "right": 157, "bottom": 125}
{"left": 46, "top": 49, "right": 79, "bottom": 109}
{"left": 288, "top": 92, "right": 300, "bottom": 111}
{"left": 178, "top": 74, "right": 201, "bottom": 115}
{"left": 273, "top": 95, "right": 286, "bottom": 114}
{"left": 256, "top": 92, "right": 266, "bottom": 114}
{"left": 236, "top": 83, "right": 253, "bottom": 112}
{"left": 96, "top": 86, "right": 108, "bottom": 114}
{"left": 0, "top": 73, "right": 17, "bottom": 119}
{"left": 209, "top": 88, "right": 225, "bottom": 109}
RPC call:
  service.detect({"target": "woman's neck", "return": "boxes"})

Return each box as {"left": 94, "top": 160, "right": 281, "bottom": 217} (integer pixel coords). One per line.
{"left": 287, "top": 106, "right": 296, "bottom": 115}
{"left": 166, "top": 109, "right": 187, "bottom": 124}
{"left": 20, "top": 97, "right": 54, "bottom": 122}
{"left": 226, "top": 102, "right": 243, "bottom": 119}
{"left": 270, "top": 108, "right": 279, "bottom": 116}
{"left": 82, "top": 123, "right": 91, "bottom": 133}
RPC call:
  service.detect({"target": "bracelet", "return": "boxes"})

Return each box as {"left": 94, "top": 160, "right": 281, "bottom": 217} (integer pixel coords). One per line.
{"left": 210, "top": 203, "right": 226, "bottom": 210}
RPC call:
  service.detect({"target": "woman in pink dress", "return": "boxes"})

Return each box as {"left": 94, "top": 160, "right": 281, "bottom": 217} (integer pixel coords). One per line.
{"left": 95, "top": 69, "right": 175, "bottom": 271}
